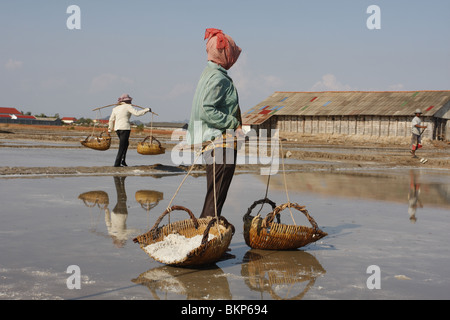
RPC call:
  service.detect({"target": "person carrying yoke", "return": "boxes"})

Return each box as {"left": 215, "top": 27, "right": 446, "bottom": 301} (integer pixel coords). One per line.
{"left": 108, "top": 94, "right": 151, "bottom": 167}
{"left": 410, "top": 108, "right": 427, "bottom": 158}
{"left": 188, "top": 28, "right": 243, "bottom": 218}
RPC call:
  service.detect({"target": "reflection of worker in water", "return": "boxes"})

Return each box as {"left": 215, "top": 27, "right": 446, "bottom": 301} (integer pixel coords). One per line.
{"left": 105, "top": 176, "right": 138, "bottom": 247}
{"left": 408, "top": 171, "right": 423, "bottom": 223}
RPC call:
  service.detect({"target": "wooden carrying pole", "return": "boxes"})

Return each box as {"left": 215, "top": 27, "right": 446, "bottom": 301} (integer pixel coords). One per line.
{"left": 92, "top": 104, "right": 158, "bottom": 116}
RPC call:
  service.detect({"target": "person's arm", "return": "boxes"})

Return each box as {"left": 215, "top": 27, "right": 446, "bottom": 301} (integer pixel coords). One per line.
{"left": 108, "top": 110, "right": 116, "bottom": 132}
{"left": 413, "top": 117, "right": 427, "bottom": 129}
{"left": 127, "top": 105, "right": 150, "bottom": 117}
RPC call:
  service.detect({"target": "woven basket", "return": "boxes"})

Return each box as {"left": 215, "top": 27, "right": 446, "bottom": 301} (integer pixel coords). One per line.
{"left": 243, "top": 200, "right": 327, "bottom": 250}
{"left": 133, "top": 206, "right": 235, "bottom": 267}
{"left": 137, "top": 136, "right": 165, "bottom": 155}
{"left": 80, "top": 131, "right": 111, "bottom": 151}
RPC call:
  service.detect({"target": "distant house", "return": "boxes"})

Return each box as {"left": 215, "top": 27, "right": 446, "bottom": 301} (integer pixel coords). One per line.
{"left": 93, "top": 119, "right": 109, "bottom": 126}
{"left": 61, "top": 117, "right": 77, "bottom": 124}
{"left": 0, "top": 107, "right": 36, "bottom": 123}
{"left": 0, "top": 107, "right": 62, "bottom": 125}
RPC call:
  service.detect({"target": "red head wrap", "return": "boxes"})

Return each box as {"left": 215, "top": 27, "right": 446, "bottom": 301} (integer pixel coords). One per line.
{"left": 204, "top": 28, "right": 241, "bottom": 70}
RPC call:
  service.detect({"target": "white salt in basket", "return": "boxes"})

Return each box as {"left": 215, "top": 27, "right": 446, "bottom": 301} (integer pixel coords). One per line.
{"left": 133, "top": 206, "right": 234, "bottom": 267}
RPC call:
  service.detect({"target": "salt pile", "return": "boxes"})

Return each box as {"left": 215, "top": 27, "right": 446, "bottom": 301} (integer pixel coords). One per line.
{"left": 144, "top": 233, "right": 216, "bottom": 264}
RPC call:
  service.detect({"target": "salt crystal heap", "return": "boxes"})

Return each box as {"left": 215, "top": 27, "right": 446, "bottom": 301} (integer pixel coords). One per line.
{"left": 144, "top": 233, "right": 216, "bottom": 264}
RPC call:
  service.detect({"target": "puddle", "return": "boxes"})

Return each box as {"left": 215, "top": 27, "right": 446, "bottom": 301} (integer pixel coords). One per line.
{"left": 1, "top": 168, "right": 449, "bottom": 300}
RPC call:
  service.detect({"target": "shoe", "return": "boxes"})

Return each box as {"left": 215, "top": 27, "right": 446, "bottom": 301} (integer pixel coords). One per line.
{"left": 121, "top": 161, "right": 128, "bottom": 167}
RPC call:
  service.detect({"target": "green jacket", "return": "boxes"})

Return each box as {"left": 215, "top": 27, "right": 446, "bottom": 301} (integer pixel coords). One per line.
{"left": 188, "top": 61, "right": 241, "bottom": 145}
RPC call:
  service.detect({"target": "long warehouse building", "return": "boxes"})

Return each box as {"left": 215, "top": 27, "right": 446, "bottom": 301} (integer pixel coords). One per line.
{"left": 242, "top": 91, "right": 450, "bottom": 141}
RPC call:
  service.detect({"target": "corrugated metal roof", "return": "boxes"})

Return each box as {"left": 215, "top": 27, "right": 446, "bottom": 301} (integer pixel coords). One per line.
{"left": 242, "top": 91, "right": 450, "bottom": 125}
{"left": 0, "top": 107, "right": 21, "bottom": 115}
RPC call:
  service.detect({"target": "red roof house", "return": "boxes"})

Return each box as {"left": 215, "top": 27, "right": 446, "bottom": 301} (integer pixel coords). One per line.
{"left": 61, "top": 117, "right": 77, "bottom": 124}
{"left": 0, "top": 107, "right": 36, "bottom": 120}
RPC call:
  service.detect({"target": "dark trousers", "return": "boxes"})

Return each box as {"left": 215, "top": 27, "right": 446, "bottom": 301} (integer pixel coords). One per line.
{"left": 114, "top": 130, "right": 130, "bottom": 166}
{"left": 200, "top": 148, "right": 237, "bottom": 218}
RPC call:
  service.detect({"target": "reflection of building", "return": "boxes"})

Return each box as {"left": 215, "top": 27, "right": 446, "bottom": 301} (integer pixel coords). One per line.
{"left": 262, "top": 172, "right": 450, "bottom": 210}
{"left": 241, "top": 250, "right": 326, "bottom": 300}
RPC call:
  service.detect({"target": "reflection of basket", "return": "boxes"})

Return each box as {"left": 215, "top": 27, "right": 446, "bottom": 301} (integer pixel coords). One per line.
{"left": 137, "top": 136, "right": 165, "bottom": 155}
{"left": 241, "top": 250, "right": 326, "bottom": 300}
{"left": 135, "top": 190, "right": 163, "bottom": 210}
{"left": 132, "top": 264, "right": 232, "bottom": 299}
{"left": 78, "top": 191, "right": 109, "bottom": 209}
{"left": 80, "top": 131, "right": 111, "bottom": 151}
{"left": 133, "top": 206, "right": 234, "bottom": 267}
{"left": 243, "top": 201, "right": 327, "bottom": 250}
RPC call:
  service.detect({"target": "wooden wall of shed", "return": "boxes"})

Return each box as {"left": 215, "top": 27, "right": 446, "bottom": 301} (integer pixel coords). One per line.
{"left": 432, "top": 118, "right": 447, "bottom": 140}
{"left": 445, "top": 120, "right": 450, "bottom": 141}
{"left": 271, "top": 115, "right": 438, "bottom": 139}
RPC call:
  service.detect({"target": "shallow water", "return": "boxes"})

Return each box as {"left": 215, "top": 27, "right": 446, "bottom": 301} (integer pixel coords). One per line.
{"left": 1, "top": 163, "right": 449, "bottom": 300}
{"left": 0, "top": 146, "right": 312, "bottom": 169}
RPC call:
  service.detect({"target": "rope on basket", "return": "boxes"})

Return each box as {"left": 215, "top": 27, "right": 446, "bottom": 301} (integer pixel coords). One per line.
{"left": 211, "top": 140, "right": 222, "bottom": 238}
{"left": 279, "top": 139, "right": 296, "bottom": 225}
{"left": 89, "top": 109, "right": 102, "bottom": 138}
{"left": 164, "top": 139, "right": 222, "bottom": 238}
{"left": 255, "top": 137, "right": 296, "bottom": 226}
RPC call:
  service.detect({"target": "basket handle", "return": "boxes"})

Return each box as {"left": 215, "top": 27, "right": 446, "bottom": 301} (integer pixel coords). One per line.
{"left": 99, "top": 131, "right": 111, "bottom": 138}
{"left": 96, "top": 131, "right": 110, "bottom": 142}
{"left": 263, "top": 202, "right": 319, "bottom": 230}
{"left": 149, "top": 205, "right": 199, "bottom": 232}
{"left": 82, "top": 131, "right": 110, "bottom": 143}
{"left": 197, "top": 216, "right": 235, "bottom": 254}
{"left": 141, "top": 136, "right": 162, "bottom": 148}
{"left": 243, "top": 198, "right": 278, "bottom": 222}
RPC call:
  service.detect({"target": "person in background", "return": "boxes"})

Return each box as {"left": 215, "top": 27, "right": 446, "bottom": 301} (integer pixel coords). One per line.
{"left": 188, "top": 28, "right": 242, "bottom": 218}
{"left": 108, "top": 94, "right": 150, "bottom": 167}
{"left": 410, "top": 109, "right": 427, "bottom": 158}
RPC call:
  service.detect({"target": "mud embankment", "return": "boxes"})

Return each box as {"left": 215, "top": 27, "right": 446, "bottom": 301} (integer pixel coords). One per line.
{"left": 1, "top": 124, "right": 449, "bottom": 177}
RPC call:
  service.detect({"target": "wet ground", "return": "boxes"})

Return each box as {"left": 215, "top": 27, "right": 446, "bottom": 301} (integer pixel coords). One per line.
{"left": 1, "top": 126, "right": 450, "bottom": 300}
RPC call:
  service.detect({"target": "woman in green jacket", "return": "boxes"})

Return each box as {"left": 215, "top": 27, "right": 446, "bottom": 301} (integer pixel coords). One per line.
{"left": 188, "top": 28, "right": 242, "bottom": 218}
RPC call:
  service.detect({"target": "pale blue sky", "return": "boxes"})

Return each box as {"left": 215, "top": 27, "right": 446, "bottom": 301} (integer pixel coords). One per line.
{"left": 1, "top": 0, "right": 449, "bottom": 121}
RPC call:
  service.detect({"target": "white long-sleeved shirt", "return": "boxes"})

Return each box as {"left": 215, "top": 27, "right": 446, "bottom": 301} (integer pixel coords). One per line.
{"left": 108, "top": 103, "right": 149, "bottom": 131}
